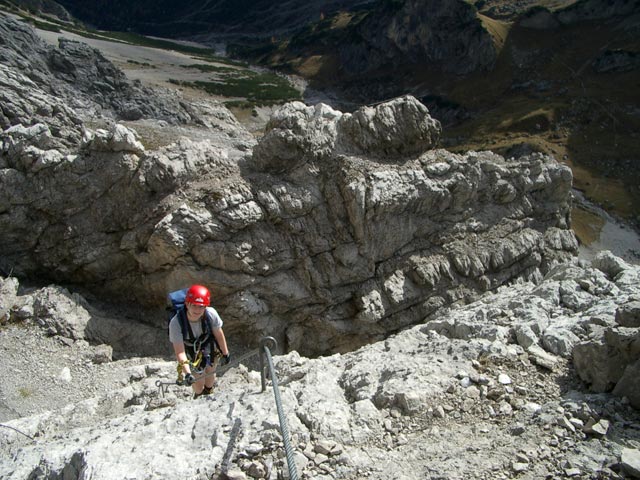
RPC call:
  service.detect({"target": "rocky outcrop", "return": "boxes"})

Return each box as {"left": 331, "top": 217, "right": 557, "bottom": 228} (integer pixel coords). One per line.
{"left": 339, "top": 0, "right": 497, "bottom": 76}
{"left": 0, "top": 15, "right": 578, "bottom": 355}
{"left": 235, "top": 98, "right": 575, "bottom": 355}
{"left": 0, "top": 277, "right": 160, "bottom": 359}
{"left": 555, "top": 0, "right": 640, "bottom": 24}
{"left": 1, "top": 251, "right": 639, "bottom": 479}
{"left": 2, "top": 93, "right": 578, "bottom": 355}
{"left": 0, "top": 15, "right": 196, "bottom": 125}
{"left": 9, "top": 1, "right": 73, "bottom": 21}
{"left": 571, "top": 253, "right": 640, "bottom": 408}
{"left": 517, "top": 0, "right": 640, "bottom": 30}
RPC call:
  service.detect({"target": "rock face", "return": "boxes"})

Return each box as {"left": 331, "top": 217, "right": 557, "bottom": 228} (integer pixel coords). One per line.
{"left": 572, "top": 253, "right": 640, "bottom": 408}
{"left": 338, "top": 0, "right": 497, "bottom": 76}
{"left": 0, "top": 13, "right": 639, "bottom": 480}
{"left": 555, "top": 0, "right": 640, "bottom": 24}
{"left": 1, "top": 251, "right": 639, "bottom": 479}
{"left": 0, "top": 16, "right": 578, "bottom": 356}
{"left": 240, "top": 99, "right": 575, "bottom": 355}
{"left": 10, "top": 1, "right": 72, "bottom": 21}
{"left": 0, "top": 15, "right": 196, "bottom": 126}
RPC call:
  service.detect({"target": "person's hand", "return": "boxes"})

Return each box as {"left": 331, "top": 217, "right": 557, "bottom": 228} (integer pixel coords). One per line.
{"left": 222, "top": 354, "right": 231, "bottom": 365}
{"left": 184, "top": 373, "right": 196, "bottom": 385}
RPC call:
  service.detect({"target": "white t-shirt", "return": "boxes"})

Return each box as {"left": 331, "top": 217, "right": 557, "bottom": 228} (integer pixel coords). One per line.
{"left": 169, "top": 306, "right": 223, "bottom": 344}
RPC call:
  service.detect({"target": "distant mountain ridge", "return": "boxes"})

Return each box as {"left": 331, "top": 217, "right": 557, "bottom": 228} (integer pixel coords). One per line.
{"left": 51, "top": 0, "right": 376, "bottom": 37}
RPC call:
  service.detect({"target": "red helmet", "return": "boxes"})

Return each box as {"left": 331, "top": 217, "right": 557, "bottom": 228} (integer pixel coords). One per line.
{"left": 185, "top": 284, "right": 210, "bottom": 306}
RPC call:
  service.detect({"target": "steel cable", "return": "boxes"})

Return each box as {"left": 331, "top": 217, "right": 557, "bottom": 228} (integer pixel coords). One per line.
{"left": 0, "top": 423, "right": 35, "bottom": 441}
{"left": 262, "top": 341, "right": 298, "bottom": 480}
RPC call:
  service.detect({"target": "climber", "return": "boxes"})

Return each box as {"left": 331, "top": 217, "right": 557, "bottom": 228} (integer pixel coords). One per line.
{"left": 168, "top": 284, "right": 230, "bottom": 398}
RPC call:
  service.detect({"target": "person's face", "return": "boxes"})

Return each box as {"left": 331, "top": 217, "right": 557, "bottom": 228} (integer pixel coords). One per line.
{"left": 186, "top": 302, "right": 206, "bottom": 319}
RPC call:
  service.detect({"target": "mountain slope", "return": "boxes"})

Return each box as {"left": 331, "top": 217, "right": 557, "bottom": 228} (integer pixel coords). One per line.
{"left": 2, "top": 251, "right": 640, "bottom": 478}
{"left": 12, "top": 0, "right": 640, "bottom": 226}
{"left": 51, "top": 0, "right": 376, "bottom": 37}
{"left": 243, "top": 0, "right": 640, "bottom": 228}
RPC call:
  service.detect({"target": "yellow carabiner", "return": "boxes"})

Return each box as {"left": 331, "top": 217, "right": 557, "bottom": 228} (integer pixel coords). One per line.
{"left": 192, "top": 351, "right": 203, "bottom": 369}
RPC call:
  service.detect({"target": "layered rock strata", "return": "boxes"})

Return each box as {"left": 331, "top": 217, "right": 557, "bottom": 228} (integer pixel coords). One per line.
{"left": 0, "top": 16, "right": 577, "bottom": 355}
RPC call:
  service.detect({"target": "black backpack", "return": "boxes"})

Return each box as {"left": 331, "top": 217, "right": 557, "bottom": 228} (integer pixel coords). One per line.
{"left": 167, "top": 288, "right": 220, "bottom": 368}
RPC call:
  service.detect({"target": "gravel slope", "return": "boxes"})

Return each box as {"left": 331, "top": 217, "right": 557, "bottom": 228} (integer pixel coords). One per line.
{"left": 0, "top": 324, "right": 164, "bottom": 422}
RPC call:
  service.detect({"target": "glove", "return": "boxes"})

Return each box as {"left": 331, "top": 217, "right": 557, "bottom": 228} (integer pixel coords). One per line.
{"left": 184, "top": 373, "right": 196, "bottom": 386}
{"left": 222, "top": 354, "right": 231, "bottom": 365}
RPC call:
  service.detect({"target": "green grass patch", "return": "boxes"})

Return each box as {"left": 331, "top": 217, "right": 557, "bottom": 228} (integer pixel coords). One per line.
{"left": 170, "top": 70, "right": 301, "bottom": 106}
{"left": 127, "top": 59, "right": 154, "bottom": 68}
{"left": 18, "top": 387, "right": 32, "bottom": 398}
{"left": 572, "top": 204, "right": 606, "bottom": 246}
{"left": 181, "top": 63, "right": 240, "bottom": 74}
{"left": 224, "top": 100, "right": 258, "bottom": 110}
{"left": 19, "top": 17, "right": 61, "bottom": 33}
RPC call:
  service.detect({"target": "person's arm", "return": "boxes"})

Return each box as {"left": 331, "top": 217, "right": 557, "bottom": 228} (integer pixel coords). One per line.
{"left": 213, "top": 328, "right": 229, "bottom": 357}
{"left": 173, "top": 342, "right": 191, "bottom": 375}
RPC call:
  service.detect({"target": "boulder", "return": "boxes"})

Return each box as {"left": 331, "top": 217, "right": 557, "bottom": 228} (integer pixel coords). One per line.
{"left": 31, "top": 285, "right": 91, "bottom": 339}
{"left": 612, "top": 360, "right": 640, "bottom": 409}
{"left": 621, "top": 448, "right": 640, "bottom": 478}
{"left": 616, "top": 300, "right": 640, "bottom": 327}
{"left": 572, "top": 253, "right": 640, "bottom": 401}
{"left": 0, "top": 276, "right": 19, "bottom": 323}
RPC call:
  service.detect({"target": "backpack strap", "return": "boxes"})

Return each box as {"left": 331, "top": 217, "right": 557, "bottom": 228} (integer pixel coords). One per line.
{"left": 204, "top": 309, "right": 220, "bottom": 354}
{"left": 177, "top": 307, "right": 192, "bottom": 343}
{"left": 178, "top": 307, "right": 214, "bottom": 345}
{"left": 178, "top": 308, "right": 220, "bottom": 360}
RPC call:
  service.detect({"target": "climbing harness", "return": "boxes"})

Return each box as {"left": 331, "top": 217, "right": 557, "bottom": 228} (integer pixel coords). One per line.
{"left": 157, "top": 337, "right": 278, "bottom": 393}
{"left": 175, "top": 347, "right": 221, "bottom": 384}
{"left": 175, "top": 310, "right": 219, "bottom": 370}
{"left": 166, "top": 346, "right": 260, "bottom": 390}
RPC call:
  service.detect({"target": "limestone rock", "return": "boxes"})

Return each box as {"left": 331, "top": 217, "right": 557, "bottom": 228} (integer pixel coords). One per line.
{"left": 0, "top": 17, "right": 193, "bottom": 125}
{"left": 573, "top": 324, "right": 640, "bottom": 394}
{"left": 621, "top": 448, "right": 640, "bottom": 478}
{"left": 86, "top": 124, "right": 145, "bottom": 154}
{"left": 251, "top": 102, "right": 342, "bottom": 172}
{"left": 32, "top": 285, "right": 91, "bottom": 339}
{"left": 612, "top": 360, "right": 640, "bottom": 409}
{"left": 337, "top": 95, "right": 442, "bottom": 158}
{"left": 0, "top": 276, "right": 19, "bottom": 323}
{"left": 0, "top": 15, "right": 577, "bottom": 357}
{"left": 616, "top": 300, "right": 640, "bottom": 327}
{"left": 571, "top": 252, "right": 640, "bottom": 403}
{"left": 1, "top": 253, "right": 639, "bottom": 479}
{"left": 2, "top": 96, "right": 577, "bottom": 356}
